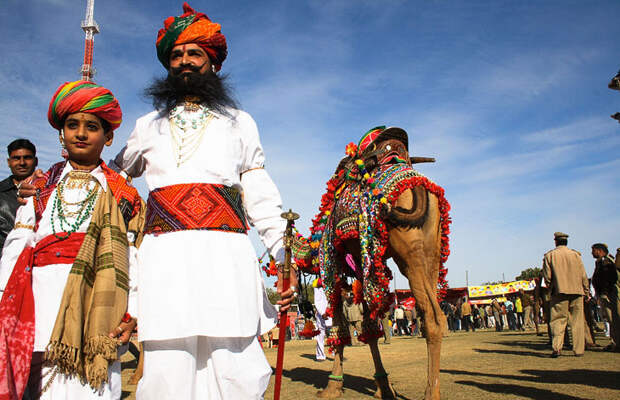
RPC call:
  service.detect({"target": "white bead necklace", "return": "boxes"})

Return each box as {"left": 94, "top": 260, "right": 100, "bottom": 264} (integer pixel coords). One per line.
{"left": 169, "top": 103, "right": 215, "bottom": 167}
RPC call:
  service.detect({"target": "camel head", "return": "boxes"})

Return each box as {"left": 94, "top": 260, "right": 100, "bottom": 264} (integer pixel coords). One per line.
{"left": 609, "top": 69, "right": 620, "bottom": 90}
{"left": 358, "top": 126, "right": 411, "bottom": 173}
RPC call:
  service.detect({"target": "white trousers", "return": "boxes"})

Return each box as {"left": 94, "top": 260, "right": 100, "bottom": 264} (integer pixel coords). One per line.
{"left": 136, "top": 336, "right": 271, "bottom": 400}
{"left": 315, "top": 328, "right": 326, "bottom": 360}
{"left": 37, "top": 360, "right": 121, "bottom": 400}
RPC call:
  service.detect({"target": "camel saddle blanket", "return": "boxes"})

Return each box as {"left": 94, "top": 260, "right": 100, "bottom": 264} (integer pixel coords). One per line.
{"left": 144, "top": 183, "right": 249, "bottom": 235}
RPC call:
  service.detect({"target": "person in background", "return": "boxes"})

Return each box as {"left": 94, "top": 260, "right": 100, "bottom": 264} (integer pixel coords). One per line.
{"left": 515, "top": 294, "right": 524, "bottom": 330}
{"left": 343, "top": 291, "right": 364, "bottom": 344}
{"left": 591, "top": 243, "right": 619, "bottom": 352}
{"left": 543, "top": 232, "right": 589, "bottom": 357}
{"left": 0, "top": 139, "right": 37, "bottom": 253}
{"left": 313, "top": 278, "right": 332, "bottom": 361}
{"left": 520, "top": 289, "right": 535, "bottom": 331}
{"left": 461, "top": 298, "right": 474, "bottom": 332}
{"left": 491, "top": 298, "right": 502, "bottom": 331}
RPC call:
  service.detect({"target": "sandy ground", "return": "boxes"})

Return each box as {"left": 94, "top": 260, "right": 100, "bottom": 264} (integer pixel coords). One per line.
{"left": 120, "top": 328, "right": 620, "bottom": 400}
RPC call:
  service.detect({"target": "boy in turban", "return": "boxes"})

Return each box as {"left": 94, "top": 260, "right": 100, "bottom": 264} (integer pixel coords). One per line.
{"left": 0, "top": 81, "right": 144, "bottom": 400}
{"left": 112, "top": 3, "right": 296, "bottom": 399}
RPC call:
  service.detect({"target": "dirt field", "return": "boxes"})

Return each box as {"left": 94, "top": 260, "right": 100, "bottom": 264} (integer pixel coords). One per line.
{"left": 121, "top": 328, "right": 620, "bottom": 400}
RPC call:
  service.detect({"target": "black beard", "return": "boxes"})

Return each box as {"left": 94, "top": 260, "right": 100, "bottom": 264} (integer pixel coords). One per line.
{"left": 144, "top": 70, "right": 239, "bottom": 117}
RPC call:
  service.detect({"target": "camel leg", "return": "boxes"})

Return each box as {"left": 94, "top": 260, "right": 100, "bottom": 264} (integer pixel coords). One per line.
{"left": 391, "top": 232, "right": 444, "bottom": 400}
{"left": 368, "top": 338, "right": 396, "bottom": 399}
{"left": 316, "top": 344, "right": 345, "bottom": 398}
{"left": 317, "top": 301, "right": 347, "bottom": 398}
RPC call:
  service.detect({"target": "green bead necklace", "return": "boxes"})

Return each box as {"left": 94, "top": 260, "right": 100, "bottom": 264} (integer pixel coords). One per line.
{"left": 50, "top": 172, "right": 100, "bottom": 240}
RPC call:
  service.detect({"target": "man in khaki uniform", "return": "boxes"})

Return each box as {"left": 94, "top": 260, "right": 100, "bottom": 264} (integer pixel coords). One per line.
{"left": 461, "top": 299, "right": 474, "bottom": 331}
{"left": 520, "top": 289, "right": 536, "bottom": 330}
{"left": 343, "top": 291, "right": 364, "bottom": 345}
{"left": 542, "top": 232, "right": 589, "bottom": 357}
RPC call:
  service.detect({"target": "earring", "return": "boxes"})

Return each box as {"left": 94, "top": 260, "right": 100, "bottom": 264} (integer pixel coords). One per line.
{"left": 59, "top": 129, "right": 66, "bottom": 149}
{"left": 211, "top": 65, "right": 216, "bottom": 73}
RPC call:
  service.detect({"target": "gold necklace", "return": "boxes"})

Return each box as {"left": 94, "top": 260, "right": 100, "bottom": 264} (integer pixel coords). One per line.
{"left": 63, "top": 170, "right": 94, "bottom": 190}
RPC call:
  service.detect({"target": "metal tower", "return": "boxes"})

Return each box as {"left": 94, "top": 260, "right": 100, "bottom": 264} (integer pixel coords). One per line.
{"left": 80, "top": 0, "right": 99, "bottom": 81}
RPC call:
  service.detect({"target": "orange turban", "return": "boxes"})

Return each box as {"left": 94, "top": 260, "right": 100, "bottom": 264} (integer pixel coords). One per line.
{"left": 48, "top": 81, "right": 122, "bottom": 131}
{"left": 156, "top": 2, "right": 227, "bottom": 71}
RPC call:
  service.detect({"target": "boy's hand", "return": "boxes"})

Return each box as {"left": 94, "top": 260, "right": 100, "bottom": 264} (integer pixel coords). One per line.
{"left": 109, "top": 318, "right": 137, "bottom": 345}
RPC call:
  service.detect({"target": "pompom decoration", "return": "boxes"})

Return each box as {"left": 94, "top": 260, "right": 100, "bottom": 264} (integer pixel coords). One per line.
{"left": 298, "top": 320, "right": 320, "bottom": 338}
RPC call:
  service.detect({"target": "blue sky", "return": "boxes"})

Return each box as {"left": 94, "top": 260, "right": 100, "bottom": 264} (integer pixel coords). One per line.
{"left": 0, "top": 0, "right": 618, "bottom": 289}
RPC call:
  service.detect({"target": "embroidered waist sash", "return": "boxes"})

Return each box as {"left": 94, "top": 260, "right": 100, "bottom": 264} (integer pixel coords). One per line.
{"left": 32, "top": 233, "right": 86, "bottom": 267}
{"left": 0, "top": 233, "right": 85, "bottom": 400}
{"left": 144, "top": 183, "right": 249, "bottom": 235}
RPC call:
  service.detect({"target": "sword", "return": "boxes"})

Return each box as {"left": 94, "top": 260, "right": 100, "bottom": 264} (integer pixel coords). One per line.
{"left": 273, "top": 209, "right": 299, "bottom": 400}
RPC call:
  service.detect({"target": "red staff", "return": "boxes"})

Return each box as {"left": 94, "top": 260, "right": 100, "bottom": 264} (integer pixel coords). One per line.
{"left": 274, "top": 209, "right": 299, "bottom": 400}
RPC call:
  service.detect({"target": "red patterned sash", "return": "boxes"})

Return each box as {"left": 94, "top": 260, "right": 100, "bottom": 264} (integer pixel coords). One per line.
{"left": 144, "top": 183, "right": 249, "bottom": 235}
{"left": 0, "top": 233, "right": 85, "bottom": 400}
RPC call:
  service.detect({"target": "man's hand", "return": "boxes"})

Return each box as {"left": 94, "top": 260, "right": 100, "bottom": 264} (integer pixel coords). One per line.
{"left": 108, "top": 318, "right": 137, "bottom": 345}
{"left": 276, "top": 264, "right": 298, "bottom": 312}
{"left": 17, "top": 169, "right": 44, "bottom": 204}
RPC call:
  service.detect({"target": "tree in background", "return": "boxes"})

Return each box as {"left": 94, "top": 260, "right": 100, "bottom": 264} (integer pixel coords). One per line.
{"left": 515, "top": 267, "right": 541, "bottom": 281}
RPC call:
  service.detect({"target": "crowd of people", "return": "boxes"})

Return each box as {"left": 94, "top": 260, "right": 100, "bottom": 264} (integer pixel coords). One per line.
{"left": 436, "top": 232, "right": 620, "bottom": 358}
{"left": 271, "top": 229, "right": 619, "bottom": 362}
{"left": 441, "top": 291, "right": 535, "bottom": 333}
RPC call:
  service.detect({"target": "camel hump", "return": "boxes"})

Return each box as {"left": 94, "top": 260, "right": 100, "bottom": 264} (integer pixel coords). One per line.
{"left": 387, "top": 185, "right": 429, "bottom": 228}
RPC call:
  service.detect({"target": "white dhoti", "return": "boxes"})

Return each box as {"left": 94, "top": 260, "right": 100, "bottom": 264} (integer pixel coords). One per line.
{"left": 34, "top": 361, "right": 121, "bottom": 400}
{"left": 136, "top": 336, "right": 271, "bottom": 400}
{"left": 313, "top": 287, "right": 331, "bottom": 361}
{"left": 315, "top": 322, "right": 327, "bottom": 361}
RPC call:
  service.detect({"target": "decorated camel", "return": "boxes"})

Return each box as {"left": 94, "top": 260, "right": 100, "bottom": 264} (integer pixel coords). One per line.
{"left": 289, "top": 126, "right": 451, "bottom": 400}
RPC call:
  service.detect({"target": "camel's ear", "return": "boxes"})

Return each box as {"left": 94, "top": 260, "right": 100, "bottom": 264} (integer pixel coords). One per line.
{"left": 410, "top": 157, "right": 436, "bottom": 164}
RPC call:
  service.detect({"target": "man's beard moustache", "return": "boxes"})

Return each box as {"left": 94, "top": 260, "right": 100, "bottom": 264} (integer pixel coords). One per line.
{"left": 169, "top": 62, "right": 204, "bottom": 77}
{"left": 144, "top": 69, "right": 238, "bottom": 116}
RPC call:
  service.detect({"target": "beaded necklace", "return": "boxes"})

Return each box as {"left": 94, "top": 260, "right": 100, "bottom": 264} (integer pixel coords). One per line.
{"left": 50, "top": 170, "right": 101, "bottom": 240}
{"left": 169, "top": 102, "right": 214, "bottom": 167}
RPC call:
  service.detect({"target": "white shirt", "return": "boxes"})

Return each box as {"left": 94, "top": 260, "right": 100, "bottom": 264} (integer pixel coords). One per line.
{"left": 0, "top": 163, "right": 138, "bottom": 352}
{"left": 112, "top": 107, "right": 284, "bottom": 340}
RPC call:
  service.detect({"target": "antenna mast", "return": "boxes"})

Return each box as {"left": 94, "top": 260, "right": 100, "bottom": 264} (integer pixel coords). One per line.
{"left": 80, "top": 0, "right": 99, "bottom": 81}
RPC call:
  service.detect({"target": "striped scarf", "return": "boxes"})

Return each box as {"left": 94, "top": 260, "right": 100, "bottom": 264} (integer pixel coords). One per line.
{"left": 43, "top": 165, "right": 144, "bottom": 389}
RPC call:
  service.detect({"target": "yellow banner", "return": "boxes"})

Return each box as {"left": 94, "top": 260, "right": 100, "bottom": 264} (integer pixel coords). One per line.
{"left": 468, "top": 280, "right": 536, "bottom": 298}
{"left": 470, "top": 297, "right": 507, "bottom": 305}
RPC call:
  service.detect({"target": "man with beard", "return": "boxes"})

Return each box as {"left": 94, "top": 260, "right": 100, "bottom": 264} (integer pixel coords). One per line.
{"left": 111, "top": 3, "right": 296, "bottom": 399}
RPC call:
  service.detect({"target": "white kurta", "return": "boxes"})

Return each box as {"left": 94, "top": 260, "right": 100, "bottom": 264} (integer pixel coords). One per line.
{"left": 0, "top": 163, "right": 128, "bottom": 399}
{"left": 112, "top": 107, "right": 283, "bottom": 341}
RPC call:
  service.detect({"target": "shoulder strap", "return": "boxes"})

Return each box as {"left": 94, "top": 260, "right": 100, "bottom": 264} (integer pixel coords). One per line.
{"left": 100, "top": 161, "right": 142, "bottom": 226}
{"left": 33, "top": 161, "right": 66, "bottom": 226}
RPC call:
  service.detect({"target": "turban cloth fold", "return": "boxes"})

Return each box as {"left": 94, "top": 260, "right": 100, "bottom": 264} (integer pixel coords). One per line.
{"left": 156, "top": 2, "right": 227, "bottom": 71}
{"left": 48, "top": 81, "right": 122, "bottom": 131}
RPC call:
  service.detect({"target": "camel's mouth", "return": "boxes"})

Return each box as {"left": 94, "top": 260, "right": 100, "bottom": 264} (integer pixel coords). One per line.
{"left": 380, "top": 151, "right": 407, "bottom": 164}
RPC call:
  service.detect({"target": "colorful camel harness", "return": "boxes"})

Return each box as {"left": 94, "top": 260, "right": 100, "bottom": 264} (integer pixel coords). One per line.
{"left": 289, "top": 126, "right": 451, "bottom": 347}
